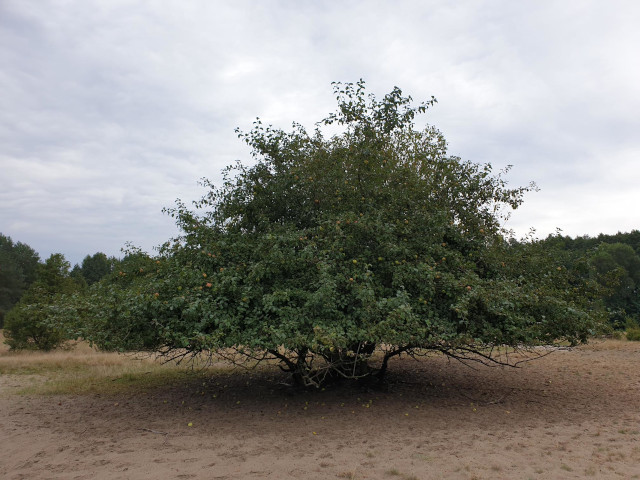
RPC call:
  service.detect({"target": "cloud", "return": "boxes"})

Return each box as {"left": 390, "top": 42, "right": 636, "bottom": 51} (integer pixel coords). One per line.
{"left": 1, "top": 0, "right": 639, "bottom": 263}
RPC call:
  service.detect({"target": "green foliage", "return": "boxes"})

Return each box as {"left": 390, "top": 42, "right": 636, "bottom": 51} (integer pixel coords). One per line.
{"left": 591, "top": 243, "right": 640, "bottom": 327}
{"left": 3, "top": 253, "right": 80, "bottom": 350}
{"left": 625, "top": 318, "right": 640, "bottom": 341}
{"left": 545, "top": 230, "right": 640, "bottom": 257}
{"left": 75, "top": 252, "right": 118, "bottom": 285}
{"left": 63, "top": 251, "right": 162, "bottom": 351}
{"left": 78, "top": 81, "right": 605, "bottom": 386}
{"left": 0, "top": 234, "right": 40, "bottom": 328}
{"left": 626, "top": 328, "right": 640, "bottom": 341}
{"left": 0, "top": 249, "right": 24, "bottom": 329}
{"left": 542, "top": 233, "right": 640, "bottom": 329}
{"left": 3, "top": 286, "right": 67, "bottom": 351}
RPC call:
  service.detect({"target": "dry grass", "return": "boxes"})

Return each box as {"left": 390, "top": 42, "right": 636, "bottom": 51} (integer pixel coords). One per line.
{"left": 0, "top": 329, "right": 212, "bottom": 396}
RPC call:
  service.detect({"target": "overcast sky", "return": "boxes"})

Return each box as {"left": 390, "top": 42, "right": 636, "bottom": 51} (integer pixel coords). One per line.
{"left": 1, "top": 1, "right": 639, "bottom": 265}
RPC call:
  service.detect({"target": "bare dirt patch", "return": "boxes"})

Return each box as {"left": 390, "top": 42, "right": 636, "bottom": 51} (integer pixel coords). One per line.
{"left": 1, "top": 339, "right": 639, "bottom": 479}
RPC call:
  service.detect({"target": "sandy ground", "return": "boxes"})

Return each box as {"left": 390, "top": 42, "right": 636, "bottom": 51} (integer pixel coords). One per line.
{"left": 1, "top": 340, "right": 639, "bottom": 480}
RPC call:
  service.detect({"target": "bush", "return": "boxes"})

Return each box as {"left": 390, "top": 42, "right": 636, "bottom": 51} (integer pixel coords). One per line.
{"left": 3, "top": 287, "right": 67, "bottom": 351}
{"left": 626, "top": 319, "right": 640, "bottom": 341}
{"left": 626, "top": 328, "right": 640, "bottom": 341}
{"left": 3, "top": 253, "right": 79, "bottom": 351}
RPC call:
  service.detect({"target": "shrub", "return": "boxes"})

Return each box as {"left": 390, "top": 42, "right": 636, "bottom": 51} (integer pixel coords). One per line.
{"left": 626, "top": 328, "right": 640, "bottom": 341}
{"left": 3, "top": 286, "right": 67, "bottom": 351}
{"left": 3, "top": 253, "right": 79, "bottom": 351}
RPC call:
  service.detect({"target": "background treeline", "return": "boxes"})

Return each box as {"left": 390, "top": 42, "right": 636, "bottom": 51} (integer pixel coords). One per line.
{"left": 540, "top": 230, "right": 640, "bottom": 330}
{"left": 0, "top": 234, "right": 40, "bottom": 327}
{"left": 1, "top": 229, "right": 639, "bottom": 350}
{"left": 0, "top": 233, "right": 118, "bottom": 334}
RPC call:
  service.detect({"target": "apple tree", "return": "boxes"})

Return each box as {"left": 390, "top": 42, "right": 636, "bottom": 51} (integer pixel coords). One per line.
{"left": 79, "top": 81, "right": 604, "bottom": 386}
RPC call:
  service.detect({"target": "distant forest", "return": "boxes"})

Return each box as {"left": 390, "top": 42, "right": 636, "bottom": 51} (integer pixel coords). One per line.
{"left": 0, "top": 233, "right": 119, "bottom": 328}
{"left": 541, "top": 230, "right": 640, "bottom": 328}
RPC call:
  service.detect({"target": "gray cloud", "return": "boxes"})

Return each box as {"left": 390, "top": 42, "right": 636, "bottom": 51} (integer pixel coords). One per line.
{"left": 1, "top": 0, "right": 639, "bottom": 264}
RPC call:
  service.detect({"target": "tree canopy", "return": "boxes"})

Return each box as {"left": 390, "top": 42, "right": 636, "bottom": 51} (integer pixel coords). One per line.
{"left": 0, "top": 234, "right": 40, "bottom": 328}
{"left": 3, "top": 253, "right": 80, "bottom": 350}
{"left": 591, "top": 243, "right": 640, "bottom": 326}
{"left": 71, "top": 252, "right": 118, "bottom": 285}
{"left": 542, "top": 233, "right": 640, "bottom": 328}
{"left": 76, "top": 81, "right": 604, "bottom": 386}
